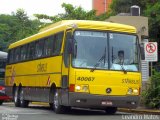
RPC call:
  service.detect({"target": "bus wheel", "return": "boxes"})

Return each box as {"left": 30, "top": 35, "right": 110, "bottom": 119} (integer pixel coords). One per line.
{"left": 13, "top": 87, "right": 20, "bottom": 107}
{"left": 19, "top": 88, "right": 29, "bottom": 108}
{"left": 105, "top": 107, "right": 117, "bottom": 115}
{"left": 52, "top": 89, "right": 66, "bottom": 114}
{"left": 0, "top": 100, "right": 3, "bottom": 105}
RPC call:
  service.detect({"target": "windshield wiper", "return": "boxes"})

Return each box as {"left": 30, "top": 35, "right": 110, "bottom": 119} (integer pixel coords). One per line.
{"left": 90, "top": 47, "right": 106, "bottom": 72}
{"left": 119, "top": 62, "right": 127, "bottom": 74}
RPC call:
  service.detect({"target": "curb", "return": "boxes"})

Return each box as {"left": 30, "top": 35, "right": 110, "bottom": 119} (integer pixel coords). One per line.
{"left": 118, "top": 108, "right": 160, "bottom": 115}
{"left": 31, "top": 102, "right": 49, "bottom": 106}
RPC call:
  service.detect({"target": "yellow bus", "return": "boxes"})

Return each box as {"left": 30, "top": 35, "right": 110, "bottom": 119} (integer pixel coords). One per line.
{"left": 5, "top": 20, "right": 142, "bottom": 114}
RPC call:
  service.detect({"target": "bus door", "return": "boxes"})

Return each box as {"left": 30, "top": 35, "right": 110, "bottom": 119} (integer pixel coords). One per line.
{"left": 61, "top": 30, "right": 72, "bottom": 105}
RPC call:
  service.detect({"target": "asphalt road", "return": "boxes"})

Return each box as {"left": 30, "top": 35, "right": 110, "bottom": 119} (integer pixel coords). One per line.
{"left": 0, "top": 103, "right": 159, "bottom": 120}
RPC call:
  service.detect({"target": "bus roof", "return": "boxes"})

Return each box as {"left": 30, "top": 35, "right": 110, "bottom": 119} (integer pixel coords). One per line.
{"left": 0, "top": 51, "right": 7, "bottom": 59}
{"left": 9, "top": 20, "right": 137, "bottom": 49}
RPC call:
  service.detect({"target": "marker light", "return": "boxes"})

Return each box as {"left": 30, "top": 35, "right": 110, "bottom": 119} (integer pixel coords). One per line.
{"left": 69, "top": 84, "right": 75, "bottom": 92}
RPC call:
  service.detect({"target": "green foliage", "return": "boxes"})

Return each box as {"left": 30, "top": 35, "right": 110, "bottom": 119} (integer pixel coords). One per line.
{"left": 34, "top": 3, "right": 109, "bottom": 23}
{"left": 144, "top": 1, "right": 160, "bottom": 39}
{"left": 0, "top": 4, "right": 110, "bottom": 51}
{"left": 143, "top": 71, "right": 160, "bottom": 108}
{"left": 0, "top": 14, "right": 17, "bottom": 50}
{"left": 0, "top": 9, "right": 42, "bottom": 51}
{"left": 110, "top": 0, "right": 147, "bottom": 15}
{"left": 110, "top": 0, "right": 131, "bottom": 15}
{"left": 12, "top": 9, "right": 41, "bottom": 41}
{"left": 143, "top": 1, "right": 160, "bottom": 61}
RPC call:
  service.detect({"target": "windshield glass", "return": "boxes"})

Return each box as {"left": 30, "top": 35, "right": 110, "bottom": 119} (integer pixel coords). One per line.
{"left": 109, "top": 33, "right": 139, "bottom": 71}
{"left": 73, "top": 31, "right": 108, "bottom": 69}
{"left": 72, "top": 30, "right": 139, "bottom": 72}
{"left": 0, "top": 59, "right": 6, "bottom": 83}
{"left": 0, "top": 72, "right": 4, "bottom": 86}
{"left": 0, "top": 59, "right": 6, "bottom": 69}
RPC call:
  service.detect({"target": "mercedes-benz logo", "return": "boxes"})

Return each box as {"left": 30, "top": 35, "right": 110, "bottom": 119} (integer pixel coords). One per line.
{"left": 106, "top": 88, "right": 112, "bottom": 94}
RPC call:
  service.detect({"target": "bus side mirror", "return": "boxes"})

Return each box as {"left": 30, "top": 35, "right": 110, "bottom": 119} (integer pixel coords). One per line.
{"left": 68, "top": 38, "right": 73, "bottom": 54}
{"left": 68, "top": 38, "right": 77, "bottom": 58}
{"left": 140, "top": 43, "right": 145, "bottom": 60}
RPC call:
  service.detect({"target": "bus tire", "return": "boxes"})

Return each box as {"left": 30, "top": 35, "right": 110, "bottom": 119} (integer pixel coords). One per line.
{"left": 52, "top": 89, "right": 67, "bottom": 114}
{"left": 0, "top": 100, "right": 3, "bottom": 105}
{"left": 13, "top": 87, "right": 20, "bottom": 107}
{"left": 19, "top": 88, "right": 29, "bottom": 108}
{"left": 105, "top": 107, "right": 117, "bottom": 115}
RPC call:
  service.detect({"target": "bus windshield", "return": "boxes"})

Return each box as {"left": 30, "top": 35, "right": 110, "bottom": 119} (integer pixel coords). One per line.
{"left": 72, "top": 30, "right": 139, "bottom": 72}
{"left": 0, "top": 59, "right": 6, "bottom": 86}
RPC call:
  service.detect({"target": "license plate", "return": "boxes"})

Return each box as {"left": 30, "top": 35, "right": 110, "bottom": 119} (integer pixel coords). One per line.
{"left": 101, "top": 101, "right": 113, "bottom": 106}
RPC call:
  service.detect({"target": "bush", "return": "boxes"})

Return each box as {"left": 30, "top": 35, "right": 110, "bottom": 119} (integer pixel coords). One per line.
{"left": 143, "top": 70, "right": 160, "bottom": 108}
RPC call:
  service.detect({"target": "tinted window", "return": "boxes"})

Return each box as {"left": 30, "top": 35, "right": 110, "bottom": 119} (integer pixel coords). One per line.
{"left": 0, "top": 59, "right": 6, "bottom": 69}
{"left": 20, "top": 45, "right": 27, "bottom": 61}
{"left": 35, "top": 40, "right": 44, "bottom": 58}
{"left": 27, "top": 43, "right": 35, "bottom": 60}
{"left": 109, "top": 33, "right": 139, "bottom": 71}
{"left": 73, "top": 31, "right": 108, "bottom": 69}
{"left": 53, "top": 32, "right": 63, "bottom": 55}
{"left": 44, "top": 36, "right": 54, "bottom": 57}
{"left": 15, "top": 47, "right": 20, "bottom": 62}
{"left": 8, "top": 31, "right": 64, "bottom": 63}
{"left": 9, "top": 50, "right": 14, "bottom": 63}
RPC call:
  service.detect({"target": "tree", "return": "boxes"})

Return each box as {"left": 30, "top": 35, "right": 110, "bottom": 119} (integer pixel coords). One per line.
{"left": 144, "top": 1, "right": 160, "bottom": 39}
{"left": 34, "top": 3, "right": 109, "bottom": 23}
{"left": 12, "top": 9, "right": 41, "bottom": 41}
{"left": 143, "top": 70, "right": 160, "bottom": 108}
{"left": 144, "top": 1, "right": 160, "bottom": 61}
{"left": 0, "top": 9, "right": 42, "bottom": 51}
{"left": 0, "top": 14, "right": 18, "bottom": 50}
{"left": 110, "top": 0, "right": 147, "bottom": 15}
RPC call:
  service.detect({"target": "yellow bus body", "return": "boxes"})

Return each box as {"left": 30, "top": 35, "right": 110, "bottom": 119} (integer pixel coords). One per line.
{"left": 5, "top": 20, "right": 141, "bottom": 113}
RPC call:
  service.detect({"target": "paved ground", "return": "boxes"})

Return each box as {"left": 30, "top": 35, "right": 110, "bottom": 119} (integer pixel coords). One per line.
{"left": 0, "top": 102, "right": 159, "bottom": 120}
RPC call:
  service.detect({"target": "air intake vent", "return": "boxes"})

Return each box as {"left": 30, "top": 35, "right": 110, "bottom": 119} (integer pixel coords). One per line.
{"left": 131, "top": 5, "right": 140, "bottom": 16}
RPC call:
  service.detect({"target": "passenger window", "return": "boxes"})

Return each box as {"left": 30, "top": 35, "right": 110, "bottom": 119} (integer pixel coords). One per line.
{"left": 35, "top": 40, "right": 44, "bottom": 58}
{"left": 44, "top": 37, "right": 54, "bottom": 57}
{"left": 8, "top": 50, "right": 13, "bottom": 64}
{"left": 20, "top": 45, "right": 27, "bottom": 61}
{"left": 27, "top": 43, "right": 35, "bottom": 60}
{"left": 53, "top": 32, "right": 63, "bottom": 55}
{"left": 15, "top": 48, "right": 20, "bottom": 62}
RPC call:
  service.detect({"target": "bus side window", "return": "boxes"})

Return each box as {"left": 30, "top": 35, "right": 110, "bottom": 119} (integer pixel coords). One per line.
{"left": 15, "top": 47, "right": 20, "bottom": 62}
{"left": 35, "top": 40, "right": 44, "bottom": 58}
{"left": 44, "top": 37, "right": 53, "bottom": 57}
{"left": 27, "top": 42, "right": 35, "bottom": 60}
{"left": 20, "top": 45, "right": 27, "bottom": 61}
{"left": 53, "top": 32, "right": 63, "bottom": 55}
{"left": 10, "top": 49, "right": 14, "bottom": 64}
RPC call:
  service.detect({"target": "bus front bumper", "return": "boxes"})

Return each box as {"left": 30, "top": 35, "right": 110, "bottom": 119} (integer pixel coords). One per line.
{"left": 68, "top": 92, "right": 140, "bottom": 109}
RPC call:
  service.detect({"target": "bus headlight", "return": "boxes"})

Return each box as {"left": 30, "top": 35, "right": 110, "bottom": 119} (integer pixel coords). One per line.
{"left": 133, "top": 89, "right": 138, "bottom": 94}
{"left": 127, "top": 88, "right": 133, "bottom": 94}
{"left": 75, "top": 85, "right": 89, "bottom": 93}
{"left": 82, "top": 85, "right": 89, "bottom": 92}
{"left": 75, "top": 85, "right": 81, "bottom": 91}
{"left": 127, "top": 88, "right": 139, "bottom": 95}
